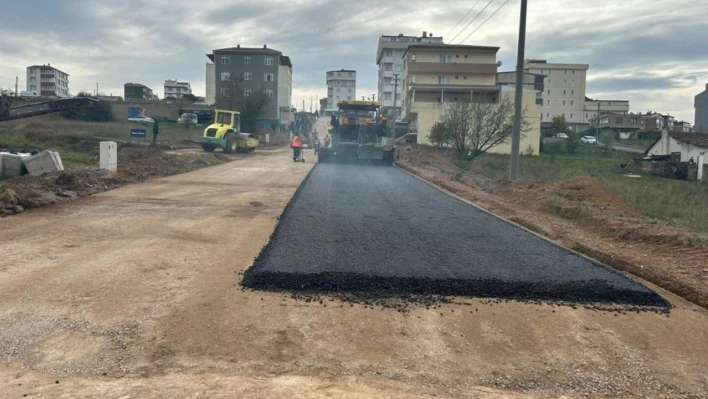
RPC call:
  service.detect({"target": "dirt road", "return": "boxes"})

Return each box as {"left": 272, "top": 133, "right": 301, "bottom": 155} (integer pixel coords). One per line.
{"left": 1, "top": 149, "right": 707, "bottom": 398}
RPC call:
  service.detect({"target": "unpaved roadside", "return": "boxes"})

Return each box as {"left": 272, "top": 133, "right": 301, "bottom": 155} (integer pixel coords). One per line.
{"left": 0, "top": 149, "right": 707, "bottom": 398}
{"left": 0, "top": 145, "right": 250, "bottom": 217}
{"left": 396, "top": 148, "right": 708, "bottom": 310}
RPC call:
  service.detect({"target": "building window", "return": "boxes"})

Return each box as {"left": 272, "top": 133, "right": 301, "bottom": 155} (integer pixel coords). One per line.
{"left": 244, "top": 56, "right": 251, "bottom": 64}
{"left": 438, "top": 76, "right": 450, "bottom": 85}
{"left": 394, "top": 64, "right": 401, "bottom": 72}
{"left": 563, "top": 100, "right": 566, "bottom": 105}
{"left": 439, "top": 54, "right": 452, "bottom": 63}
{"left": 631, "top": 118, "right": 637, "bottom": 124}
{"left": 349, "top": 72, "right": 354, "bottom": 77}
{"left": 547, "top": 89, "right": 550, "bottom": 95}
{"left": 30, "top": 77, "right": 36, "bottom": 82}
{"left": 265, "top": 89, "right": 273, "bottom": 98}
{"left": 547, "top": 100, "right": 550, "bottom": 105}
{"left": 264, "top": 73, "right": 275, "bottom": 82}
{"left": 244, "top": 89, "right": 252, "bottom": 97}
{"left": 616, "top": 117, "right": 623, "bottom": 123}
{"left": 244, "top": 72, "right": 252, "bottom": 81}
{"left": 336, "top": 80, "right": 341, "bottom": 85}
{"left": 411, "top": 53, "right": 416, "bottom": 61}
{"left": 221, "top": 56, "right": 230, "bottom": 64}
{"left": 571, "top": 90, "right": 574, "bottom": 95}
{"left": 570, "top": 113, "right": 573, "bottom": 118}
{"left": 572, "top": 70, "right": 575, "bottom": 75}
{"left": 221, "top": 72, "right": 231, "bottom": 81}
{"left": 547, "top": 113, "right": 549, "bottom": 118}
{"left": 571, "top": 100, "right": 573, "bottom": 106}
{"left": 563, "top": 90, "right": 566, "bottom": 95}
{"left": 265, "top": 57, "right": 273, "bottom": 66}
{"left": 384, "top": 50, "right": 392, "bottom": 56}
{"left": 30, "top": 85, "right": 36, "bottom": 90}
{"left": 348, "top": 88, "right": 352, "bottom": 93}
{"left": 586, "top": 113, "right": 588, "bottom": 119}
{"left": 348, "top": 96, "right": 352, "bottom": 100}
{"left": 220, "top": 88, "right": 227, "bottom": 97}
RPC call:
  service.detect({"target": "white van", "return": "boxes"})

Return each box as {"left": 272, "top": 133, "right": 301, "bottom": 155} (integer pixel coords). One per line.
{"left": 20, "top": 91, "right": 40, "bottom": 97}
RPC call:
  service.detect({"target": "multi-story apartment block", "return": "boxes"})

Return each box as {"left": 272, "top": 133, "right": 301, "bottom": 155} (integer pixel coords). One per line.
{"left": 26, "top": 64, "right": 69, "bottom": 97}
{"left": 377, "top": 32, "right": 443, "bottom": 119}
{"left": 584, "top": 98, "right": 629, "bottom": 125}
{"left": 673, "top": 121, "right": 693, "bottom": 133}
{"left": 592, "top": 112, "right": 642, "bottom": 137}
{"left": 206, "top": 45, "right": 292, "bottom": 131}
{"left": 124, "top": 83, "right": 154, "bottom": 101}
{"left": 695, "top": 83, "right": 708, "bottom": 133}
{"left": 164, "top": 80, "right": 192, "bottom": 99}
{"left": 523, "top": 59, "right": 588, "bottom": 131}
{"left": 326, "top": 69, "right": 356, "bottom": 114}
{"left": 401, "top": 43, "right": 541, "bottom": 154}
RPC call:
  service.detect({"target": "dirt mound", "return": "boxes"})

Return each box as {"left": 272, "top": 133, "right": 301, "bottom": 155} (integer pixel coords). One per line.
{"left": 254, "top": 128, "right": 289, "bottom": 147}
{"left": 553, "top": 176, "right": 634, "bottom": 211}
{"left": 1, "top": 148, "right": 234, "bottom": 217}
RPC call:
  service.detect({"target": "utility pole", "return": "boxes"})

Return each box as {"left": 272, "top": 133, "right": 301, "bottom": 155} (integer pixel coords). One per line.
{"left": 372, "top": 94, "right": 376, "bottom": 102}
{"left": 393, "top": 73, "right": 399, "bottom": 120}
{"left": 302, "top": 99, "right": 305, "bottom": 112}
{"left": 96, "top": 82, "right": 99, "bottom": 96}
{"left": 15, "top": 76, "right": 18, "bottom": 97}
{"left": 509, "top": 0, "right": 528, "bottom": 181}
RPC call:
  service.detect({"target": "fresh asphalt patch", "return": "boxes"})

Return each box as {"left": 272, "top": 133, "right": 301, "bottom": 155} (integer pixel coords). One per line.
{"left": 241, "top": 163, "right": 669, "bottom": 310}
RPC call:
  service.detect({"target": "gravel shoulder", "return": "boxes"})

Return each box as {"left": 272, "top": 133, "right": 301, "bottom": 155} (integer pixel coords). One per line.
{"left": 0, "top": 147, "right": 707, "bottom": 398}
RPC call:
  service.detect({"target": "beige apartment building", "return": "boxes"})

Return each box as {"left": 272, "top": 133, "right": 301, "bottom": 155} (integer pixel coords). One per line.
{"left": 401, "top": 44, "right": 541, "bottom": 155}
{"left": 523, "top": 59, "right": 588, "bottom": 131}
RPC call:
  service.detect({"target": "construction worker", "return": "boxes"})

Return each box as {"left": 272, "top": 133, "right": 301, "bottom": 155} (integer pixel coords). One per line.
{"left": 324, "top": 133, "right": 331, "bottom": 148}
{"left": 291, "top": 133, "right": 303, "bottom": 162}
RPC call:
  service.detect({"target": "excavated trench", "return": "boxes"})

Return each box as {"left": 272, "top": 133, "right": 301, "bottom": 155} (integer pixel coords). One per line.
{"left": 242, "top": 163, "right": 670, "bottom": 310}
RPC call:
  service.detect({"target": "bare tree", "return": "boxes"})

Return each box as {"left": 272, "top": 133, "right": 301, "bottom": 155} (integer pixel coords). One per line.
{"left": 216, "top": 76, "right": 271, "bottom": 132}
{"left": 440, "top": 96, "right": 527, "bottom": 162}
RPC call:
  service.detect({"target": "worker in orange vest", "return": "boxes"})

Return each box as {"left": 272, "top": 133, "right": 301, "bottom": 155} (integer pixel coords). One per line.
{"left": 291, "top": 133, "right": 303, "bottom": 162}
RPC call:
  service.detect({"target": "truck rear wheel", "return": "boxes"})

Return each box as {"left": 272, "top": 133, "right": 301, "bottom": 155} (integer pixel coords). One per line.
{"left": 201, "top": 143, "right": 216, "bottom": 152}
{"left": 223, "top": 133, "right": 237, "bottom": 154}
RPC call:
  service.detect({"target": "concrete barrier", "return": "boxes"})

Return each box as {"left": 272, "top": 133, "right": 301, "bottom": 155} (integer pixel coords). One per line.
{"left": 100, "top": 141, "right": 117, "bottom": 172}
{"left": 0, "top": 153, "right": 30, "bottom": 178}
{"left": 22, "top": 150, "right": 64, "bottom": 176}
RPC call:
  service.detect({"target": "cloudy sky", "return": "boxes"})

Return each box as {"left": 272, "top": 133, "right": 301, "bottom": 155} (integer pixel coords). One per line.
{"left": 1, "top": 0, "right": 707, "bottom": 121}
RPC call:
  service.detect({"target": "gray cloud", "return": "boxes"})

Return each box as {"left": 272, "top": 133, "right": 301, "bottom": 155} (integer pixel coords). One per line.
{"left": 1, "top": 0, "right": 706, "bottom": 120}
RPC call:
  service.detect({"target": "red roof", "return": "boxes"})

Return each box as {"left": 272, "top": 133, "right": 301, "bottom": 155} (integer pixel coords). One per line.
{"left": 671, "top": 132, "right": 708, "bottom": 147}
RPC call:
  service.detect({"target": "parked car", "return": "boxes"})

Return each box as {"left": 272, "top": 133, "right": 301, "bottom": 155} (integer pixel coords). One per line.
{"left": 128, "top": 115, "right": 154, "bottom": 124}
{"left": 20, "top": 91, "right": 39, "bottom": 97}
{"left": 177, "top": 113, "right": 198, "bottom": 125}
{"left": 556, "top": 133, "right": 569, "bottom": 139}
{"left": 580, "top": 136, "right": 597, "bottom": 145}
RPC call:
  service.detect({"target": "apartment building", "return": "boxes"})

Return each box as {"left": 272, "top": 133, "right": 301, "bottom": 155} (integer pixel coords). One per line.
{"left": 695, "top": 83, "right": 708, "bottom": 132}
{"left": 376, "top": 31, "right": 443, "bottom": 119}
{"left": 401, "top": 43, "right": 541, "bottom": 154}
{"left": 124, "top": 83, "right": 154, "bottom": 101}
{"left": 523, "top": 59, "right": 588, "bottom": 131}
{"left": 673, "top": 121, "right": 693, "bottom": 133}
{"left": 206, "top": 45, "right": 293, "bottom": 131}
{"left": 326, "top": 69, "right": 356, "bottom": 114}
{"left": 592, "top": 112, "right": 642, "bottom": 138}
{"left": 584, "top": 98, "right": 629, "bottom": 125}
{"left": 164, "top": 80, "right": 192, "bottom": 99}
{"left": 26, "top": 64, "right": 69, "bottom": 97}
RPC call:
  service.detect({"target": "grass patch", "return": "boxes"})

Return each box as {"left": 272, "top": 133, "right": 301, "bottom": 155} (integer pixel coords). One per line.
{"left": 432, "top": 145, "right": 708, "bottom": 233}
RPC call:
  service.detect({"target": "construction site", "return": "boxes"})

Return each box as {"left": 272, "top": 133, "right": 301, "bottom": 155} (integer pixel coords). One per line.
{"left": 0, "top": 90, "right": 707, "bottom": 399}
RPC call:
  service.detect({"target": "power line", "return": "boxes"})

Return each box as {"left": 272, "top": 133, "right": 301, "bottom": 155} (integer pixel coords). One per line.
{"left": 445, "top": 0, "right": 482, "bottom": 39}
{"left": 450, "top": 0, "right": 497, "bottom": 43}
{"left": 460, "top": 0, "right": 512, "bottom": 43}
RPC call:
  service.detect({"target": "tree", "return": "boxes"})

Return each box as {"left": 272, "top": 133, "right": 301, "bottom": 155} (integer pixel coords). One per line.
{"left": 440, "top": 96, "right": 527, "bottom": 162}
{"left": 216, "top": 76, "right": 271, "bottom": 132}
{"left": 429, "top": 121, "right": 452, "bottom": 149}
{"left": 566, "top": 132, "right": 580, "bottom": 153}
{"left": 550, "top": 115, "right": 570, "bottom": 135}
{"left": 1, "top": 88, "right": 14, "bottom": 96}
{"left": 181, "top": 93, "right": 198, "bottom": 102}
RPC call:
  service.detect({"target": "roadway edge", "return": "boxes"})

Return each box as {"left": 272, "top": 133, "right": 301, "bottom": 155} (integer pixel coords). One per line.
{"left": 395, "top": 162, "right": 706, "bottom": 310}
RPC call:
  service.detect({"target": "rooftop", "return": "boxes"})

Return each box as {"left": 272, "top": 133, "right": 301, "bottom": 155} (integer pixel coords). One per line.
{"left": 125, "top": 83, "right": 151, "bottom": 89}
{"left": 403, "top": 44, "right": 500, "bottom": 57}
{"left": 27, "top": 64, "right": 69, "bottom": 75}
{"left": 671, "top": 132, "right": 708, "bottom": 147}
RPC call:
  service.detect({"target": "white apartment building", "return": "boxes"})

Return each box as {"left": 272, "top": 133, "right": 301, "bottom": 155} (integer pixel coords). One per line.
{"left": 523, "top": 59, "right": 588, "bottom": 131}
{"left": 26, "top": 64, "right": 69, "bottom": 97}
{"left": 164, "top": 79, "right": 192, "bottom": 99}
{"left": 377, "top": 32, "right": 443, "bottom": 119}
{"left": 695, "top": 83, "right": 708, "bottom": 133}
{"left": 326, "top": 69, "right": 356, "bottom": 113}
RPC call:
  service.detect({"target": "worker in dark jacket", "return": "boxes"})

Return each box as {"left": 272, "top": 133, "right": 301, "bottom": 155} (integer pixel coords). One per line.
{"left": 152, "top": 119, "right": 159, "bottom": 146}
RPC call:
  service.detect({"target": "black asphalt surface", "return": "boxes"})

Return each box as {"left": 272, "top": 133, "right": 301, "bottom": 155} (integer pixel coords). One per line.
{"left": 242, "top": 164, "right": 668, "bottom": 307}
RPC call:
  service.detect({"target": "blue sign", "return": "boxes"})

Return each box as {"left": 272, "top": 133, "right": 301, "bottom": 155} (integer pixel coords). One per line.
{"left": 130, "top": 128, "right": 147, "bottom": 138}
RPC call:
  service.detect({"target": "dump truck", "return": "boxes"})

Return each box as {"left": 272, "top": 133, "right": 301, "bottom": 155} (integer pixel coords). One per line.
{"left": 317, "top": 100, "right": 395, "bottom": 165}
{"left": 200, "top": 109, "right": 244, "bottom": 153}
